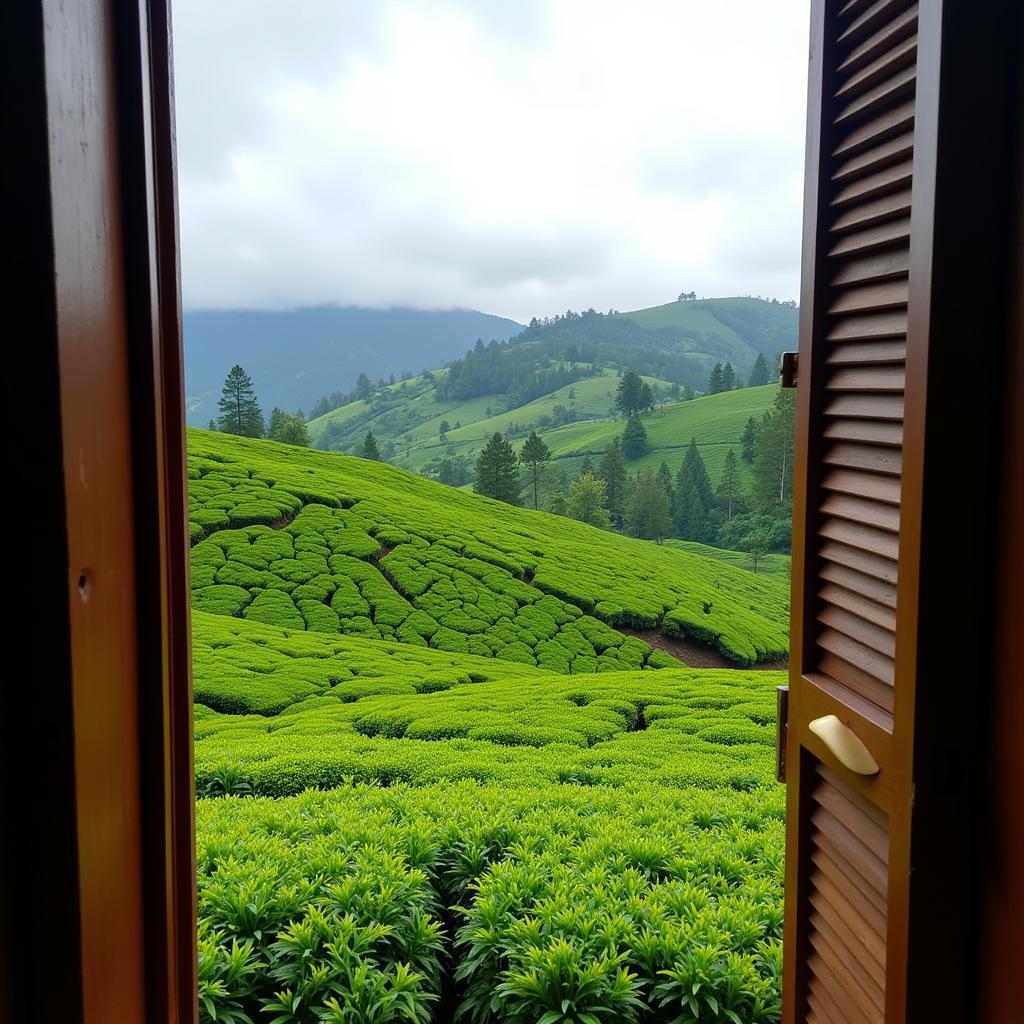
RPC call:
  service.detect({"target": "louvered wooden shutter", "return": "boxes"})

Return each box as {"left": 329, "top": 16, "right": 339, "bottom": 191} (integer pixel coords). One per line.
{"left": 784, "top": 2, "right": 928, "bottom": 1020}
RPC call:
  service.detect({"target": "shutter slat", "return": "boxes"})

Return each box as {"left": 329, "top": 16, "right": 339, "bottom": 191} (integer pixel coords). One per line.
{"left": 820, "top": 653, "right": 896, "bottom": 712}
{"left": 819, "top": 604, "right": 897, "bottom": 657}
{"left": 813, "top": 842, "right": 888, "bottom": 919}
{"left": 824, "top": 392, "right": 904, "bottom": 420}
{"left": 819, "top": 629, "right": 895, "bottom": 687}
{"left": 830, "top": 247, "right": 909, "bottom": 286}
{"left": 810, "top": 907, "right": 887, "bottom": 992}
{"left": 826, "top": 340, "right": 906, "bottom": 366}
{"left": 823, "top": 441, "right": 902, "bottom": 476}
{"left": 832, "top": 100, "right": 915, "bottom": 158}
{"left": 838, "top": 4, "right": 918, "bottom": 74}
{"left": 836, "top": 34, "right": 917, "bottom": 100}
{"left": 820, "top": 515, "right": 900, "bottom": 561}
{"left": 820, "top": 538, "right": 898, "bottom": 581}
{"left": 831, "top": 159, "right": 913, "bottom": 208}
{"left": 826, "top": 310, "right": 907, "bottom": 342}
{"left": 839, "top": 0, "right": 912, "bottom": 45}
{"left": 808, "top": 961, "right": 863, "bottom": 1024}
{"left": 828, "top": 216, "right": 911, "bottom": 257}
{"left": 823, "top": 417, "right": 903, "bottom": 446}
{"left": 822, "top": 467, "right": 901, "bottom": 505}
{"left": 807, "top": 926, "right": 885, "bottom": 1019}
{"left": 825, "top": 366, "right": 906, "bottom": 392}
{"left": 820, "top": 581, "right": 897, "bottom": 631}
{"left": 833, "top": 130, "right": 914, "bottom": 182}
{"left": 828, "top": 280, "right": 908, "bottom": 314}
{"left": 821, "top": 491, "right": 901, "bottom": 531}
{"left": 830, "top": 187, "right": 913, "bottom": 233}
{"left": 820, "top": 561, "right": 898, "bottom": 609}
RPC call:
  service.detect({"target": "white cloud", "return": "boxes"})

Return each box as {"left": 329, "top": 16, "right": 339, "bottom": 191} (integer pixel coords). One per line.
{"left": 173, "top": 0, "right": 809, "bottom": 321}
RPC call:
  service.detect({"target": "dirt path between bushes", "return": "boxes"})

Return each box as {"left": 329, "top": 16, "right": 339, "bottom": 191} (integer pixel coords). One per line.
{"left": 621, "top": 627, "right": 789, "bottom": 672}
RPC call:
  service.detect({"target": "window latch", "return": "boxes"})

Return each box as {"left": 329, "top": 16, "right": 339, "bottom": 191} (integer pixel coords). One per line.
{"left": 779, "top": 351, "right": 798, "bottom": 388}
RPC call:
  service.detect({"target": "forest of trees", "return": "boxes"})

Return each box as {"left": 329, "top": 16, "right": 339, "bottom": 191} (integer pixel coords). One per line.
{"left": 211, "top": 365, "right": 311, "bottom": 447}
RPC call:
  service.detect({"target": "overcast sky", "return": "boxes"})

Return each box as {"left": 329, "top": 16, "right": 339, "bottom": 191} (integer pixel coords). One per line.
{"left": 173, "top": 0, "right": 810, "bottom": 323}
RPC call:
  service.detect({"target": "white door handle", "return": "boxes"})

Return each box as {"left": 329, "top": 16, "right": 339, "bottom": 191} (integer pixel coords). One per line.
{"left": 808, "top": 715, "right": 879, "bottom": 776}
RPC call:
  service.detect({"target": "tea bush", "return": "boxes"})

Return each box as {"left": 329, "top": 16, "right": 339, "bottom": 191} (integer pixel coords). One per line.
{"left": 187, "top": 431, "right": 789, "bottom": 666}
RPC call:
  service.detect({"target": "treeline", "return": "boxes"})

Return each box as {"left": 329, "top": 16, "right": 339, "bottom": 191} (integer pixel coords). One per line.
{"left": 208, "top": 364, "right": 310, "bottom": 447}
{"left": 470, "top": 381, "right": 796, "bottom": 571}
{"left": 438, "top": 337, "right": 597, "bottom": 403}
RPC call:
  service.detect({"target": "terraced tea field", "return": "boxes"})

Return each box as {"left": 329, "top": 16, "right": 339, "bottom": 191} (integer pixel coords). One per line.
{"left": 190, "top": 430, "right": 789, "bottom": 1023}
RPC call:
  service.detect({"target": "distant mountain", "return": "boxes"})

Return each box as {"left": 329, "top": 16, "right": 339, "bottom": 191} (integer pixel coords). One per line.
{"left": 183, "top": 306, "right": 523, "bottom": 426}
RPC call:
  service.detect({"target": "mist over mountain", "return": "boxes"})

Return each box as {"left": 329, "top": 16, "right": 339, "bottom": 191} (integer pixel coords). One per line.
{"left": 183, "top": 306, "right": 523, "bottom": 425}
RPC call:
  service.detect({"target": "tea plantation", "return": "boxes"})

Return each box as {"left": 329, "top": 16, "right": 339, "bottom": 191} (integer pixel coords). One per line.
{"left": 190, "top": 431, "right": 790, "bottom": 1023}
{"left": 188, "top": 430, "right": 788, "bottom": 667}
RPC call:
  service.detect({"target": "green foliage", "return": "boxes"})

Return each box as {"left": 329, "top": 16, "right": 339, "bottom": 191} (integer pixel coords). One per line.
{"left": 748, "top": 352, "right": 770, "bottom": 388}
{"left": 218, "top": 365, "right": 265, "bottom": 438}
{"left": 474, "top": 433, "right": 521, "bottom": 506}
{"left": 566, "top": 473, "right": 610, "bottom": 530}
{"left": 615, "top": 369, "right": 655, "bottom": 419}
{"left": 268, "top": 409, "right": 310, "bottom": 447}
{"left": 361, "top": 431, "right": 382, "bottom": 461}
{"left": 751, "top": 390, "right": 795, "bottom": 511}
{"left": 625, "top": 471, "right": 672, "bottom": 542}
{"left": 707, "top": 363, "right": 723, "bottom": 396}
{"left": 621, "top": 417, "right": 648, "bottom": 459}
{"left": 520, "top": 431, "right": 553, "bottom": 510}
{"left": 187, "top": 430, "right": 789, "bottom": 667}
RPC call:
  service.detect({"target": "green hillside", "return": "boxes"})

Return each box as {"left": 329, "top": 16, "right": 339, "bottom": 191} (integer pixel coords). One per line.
{"left": 537, "top": 383, "right": 779, "bottom": 483}
{"left": 664, "top": 540, "right": 793, "bottom": 579}
{"left": 188, "top": 427, "right": 791, "bottom": 1022}
{"left": 188, "top": 429, "right": 788, "bottom": 666}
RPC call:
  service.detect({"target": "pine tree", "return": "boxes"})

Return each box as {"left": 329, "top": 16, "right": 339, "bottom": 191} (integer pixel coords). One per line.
{"left": 741, "top": 417, "right": 759, "bottom": 463}
{"left": 566, "top": 472, "right": 610, "bottom": 529}
{"left": 579, "top": 453, "right": 595, "bottom": 477}
{"left": 674, "top": 439, "right": 714, "bottom": 539}
{"left": 216, "top": 364, "right": 265, "bottom": 437}
{"left": 626, "top": 470, "right": 672, "bottom": 542}
{"left": 639, "top": 380, "right": 655, "bottom": 413}
{"left": 656, "top": 461, "right": 675, "bottom": 506}
{"left": 748, "top": 352, "right": 770, "bottom": 387}
{"left": 473, "top": 433, "right": 521, "bottom": 505}
{"left": 207, "top": 419, "right": 217, "bottom": 431}
{"left": 598, "top": 438, "right": 627, "bottom": 528}
{"left": 614, "top": 369, "right": 646, "bottom": 418}
{"left": 683, "top": 385, "right": 696, "bottom": 401}
{"left": 360, "top": 431, "right": 381, "bottom": 461}
{"left": 355, "top": 373, "right": 373, "bottom": 401}
{"left": 717, "top": 448, "right": 742, "bottom": 520}
{"left": 520, "top": 430, "right": 552, "bottom": 510}
{"left": 621, "top": 416, "right": 648, "bottom": 458}
{"left": 752, "top": 390, "right": 796, "bottom": 510}
{"left": 708, "top": 363, "right": 724, "bottom": 395}
{"left": 722, "top": 362, "right": 736, "bottom": 391}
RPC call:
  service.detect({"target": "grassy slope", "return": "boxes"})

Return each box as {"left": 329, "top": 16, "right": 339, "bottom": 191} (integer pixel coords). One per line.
{"left": 536, "top": 384, "right": 778, "bottom": 483}
{"left": 188, "top": 429, "right": 788, "bottom": 665}
{"left": 664, "top": 540, "right": 793, "bottom": 579}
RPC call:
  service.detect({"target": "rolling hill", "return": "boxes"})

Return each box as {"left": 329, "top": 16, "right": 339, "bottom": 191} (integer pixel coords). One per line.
{"left": 188, "top": 428, "right": 789, "bottom": 666}
{"left": 183, "top": 305, "right": 522, "bottom": 426}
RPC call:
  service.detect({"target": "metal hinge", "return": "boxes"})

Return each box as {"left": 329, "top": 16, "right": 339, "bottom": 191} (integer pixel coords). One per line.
{"left": 776, "top": 684, "right": 789, "bottom": 783}
{"left": 779, "top": 351, "right": 799, "bottom": 388}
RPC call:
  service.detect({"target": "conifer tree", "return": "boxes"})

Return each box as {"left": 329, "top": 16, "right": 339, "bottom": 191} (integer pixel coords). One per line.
{"left": 656, "top": 461, "right": 675, "bottom": 506}
{"left": 597, "top": 438, "right": 627, "bottom": 528}
{"left": 621, "top": 416, "right": 648, "bottom": 459}
{"left": 216, "top": 364, "right": 265, "bottom": 437}
{"left": 268, "top": 408, "right": 310, "bottom": 447}
{"left": 674, "top": 438, "right": 714, "bottom": 540}
{"left": 520, "top": 430, "right": 552, "bottom": 510}
{"left": 473, "top": 433, "right": 521, "bottom": 505}
{"left": 360, "top": 431, "right": 381, "bottom": 461}
{"left": 748, "top": 352, "right": 770, "bottom": 387}
{"left": 614, "top": 369, "right": 646, "bottom": 418}
{"left": 707, "top": 363, "right": 724, "bottom": 395}
{"left": 717, "top": 448, "right": 742, "bottom": 520}
{"left": 752, "top": 390, "right": 796, "bottom": 510}
{"left": 740, "top": 417, "right": 759, "bottom": 463}
{"left": 626, "top": 470, "right": 672, "bottom": 542}
{"left": 579, "top": 453, "right": 595, "bottom": 477}
{"left": 722, "top": 362, "right": 736, "bottom": 391}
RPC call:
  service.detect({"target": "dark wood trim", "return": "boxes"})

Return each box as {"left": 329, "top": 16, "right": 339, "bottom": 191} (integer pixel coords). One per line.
{"left": 6, "top": 2, "right": 195, "bottom": 1020}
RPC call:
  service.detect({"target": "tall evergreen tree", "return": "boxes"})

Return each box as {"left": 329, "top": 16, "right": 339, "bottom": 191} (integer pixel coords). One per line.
{"left": 748, "top": 352, "right": 770, "bottom": 387}
{"left": 598, "top": 438, "right": 627, "bottom": 528}
{"left": 520, "top": 430, "right": 552, "bottom": 510}
{"left": 740, "top": 417, "right": 759, "bottom": 463}
{"left": 621, "top": 416, "right": 648, "bottom": 458}
{"left": 674, "top": 439, "right": 714, "bottom": 540}
{"left": 626, "top": 470, "right": 672, "bottom": 542}
{"left": 473, "top": 433, "right": 521, "bottom": 505}
{"left": 751, "top": 389, "right": 796, "bottom": 509}
{"left": 656, "top": 461, "right": 675, "bottom": 507}
{"left": 639, "top": 380, "right": 656, "bottom": 413}
{"left": 579, "top": 453, "right": 595, "bottom": 477}
{"left": 614, "top": 369, "right": 646, "bottom": 418}
{"left": 707, "top": 363, "right": 724, "bottom": 395}
{"left": 355, "top": 373, "right": 373, "bottom": 401}
{"left": 716, "top": 448, "right": 742, "bottom": 520}
{"left": 360, "top": 431, "right": 381, "bottom": 461}
{"left": 566, "top": 472, "right": 610, "bottom": 529}
{"left": 217, "top": 364, "right": 265, "bottom": 437}
{"left": 722, "top": 362, "right": 736, "bottom": 391}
